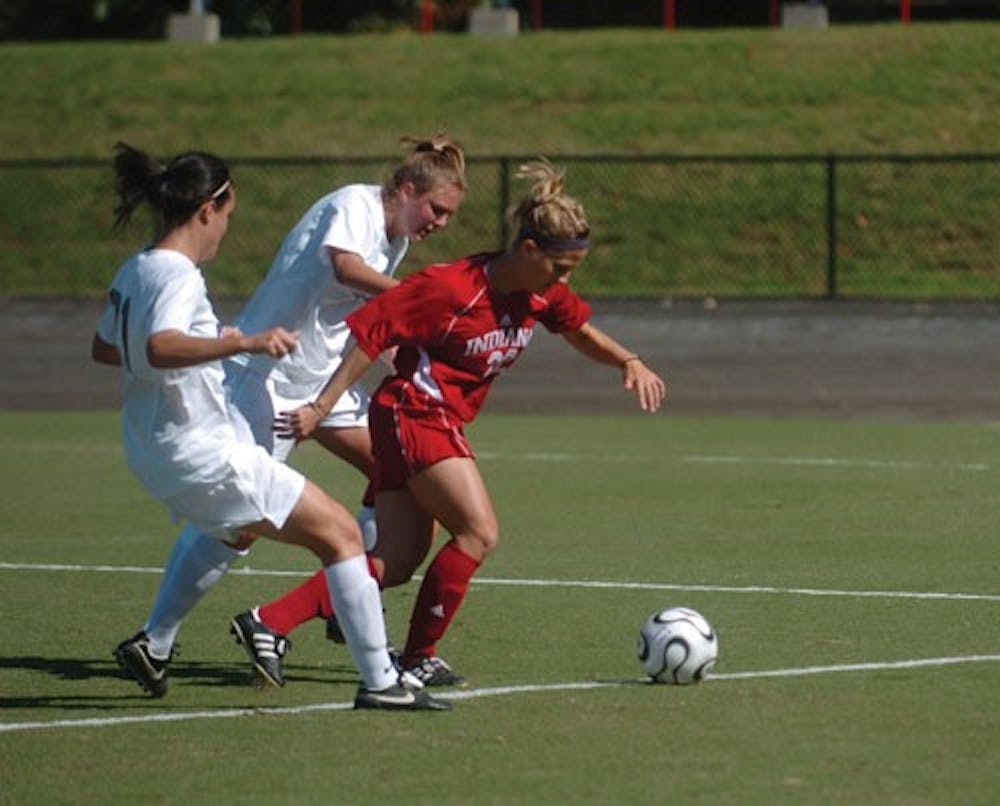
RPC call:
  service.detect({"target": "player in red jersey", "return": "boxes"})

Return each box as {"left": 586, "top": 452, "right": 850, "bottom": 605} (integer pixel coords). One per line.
{"left": 246, "top": 159, "right": 666, "bottom": 687}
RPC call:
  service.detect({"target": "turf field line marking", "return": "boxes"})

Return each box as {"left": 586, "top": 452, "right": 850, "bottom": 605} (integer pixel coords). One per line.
{"left": 679, "top": 454, "right": 990, "bottom": 472}
{"left": 2, "top": 654, "right": 998, "bottom": 735}
{"left": 0, "top": 561, "right": 309, "bottom": 578}
{"left": 2, "top": 562, "right": 998, "bottom": 602}
{"left": 471, "top": 576, "right": 1000, "bottom": 602}
{"left": 442, "top": 654, "right": 1000, "bottom": 699}
{"left": 707, "top": 654, "right": 1000, "bottom": 680}
{"left": 476, "top": 451, "right": 990, "bottom": 472}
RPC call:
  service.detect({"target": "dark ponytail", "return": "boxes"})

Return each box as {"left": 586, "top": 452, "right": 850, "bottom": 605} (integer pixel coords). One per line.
{"left": 112, "top": 142, "right": 232, "bottom": 231}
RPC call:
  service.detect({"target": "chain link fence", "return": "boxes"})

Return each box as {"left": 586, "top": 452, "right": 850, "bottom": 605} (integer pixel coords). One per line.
{"left": 1, "top": 153, "right": 996, "bottom": 300}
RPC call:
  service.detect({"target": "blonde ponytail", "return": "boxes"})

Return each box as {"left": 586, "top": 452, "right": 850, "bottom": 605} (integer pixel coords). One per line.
{"left": 510, "top": 158, "right": 590, "bottom": 249}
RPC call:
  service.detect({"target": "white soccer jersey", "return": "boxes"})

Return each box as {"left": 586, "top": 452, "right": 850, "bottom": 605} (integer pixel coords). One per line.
{"left": 96, "top": 249, "right": 243, "bottom": 499}
{"left": 235, "top": 184, "right": 408, "bottom": 399}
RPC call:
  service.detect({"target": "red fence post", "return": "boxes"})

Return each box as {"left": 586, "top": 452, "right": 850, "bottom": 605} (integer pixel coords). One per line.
{"left": 901, "top": 0, "right": 912, "bottom": 24}
{"left": 421, "top": 0, "right": 433, "bottom": 33}
{"left": 530, "top": 0, "right": 542, "bottom": 30}
{"left": 663, "top": 0, "right": 675, "bottom": 30}
{"left": 769, "top": 0, "right": 779, "bottom": 28}
{"left": 289, "top": 0, "right": 302, "bottom": 34}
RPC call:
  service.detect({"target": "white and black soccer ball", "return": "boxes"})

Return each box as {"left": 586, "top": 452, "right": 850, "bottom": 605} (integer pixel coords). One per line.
{"left": 636, "top": 606, "right": 718, "bottom": 684}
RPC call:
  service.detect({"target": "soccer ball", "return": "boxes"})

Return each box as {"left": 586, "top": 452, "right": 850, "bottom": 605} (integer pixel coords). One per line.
{"left": 636, "top": 606, "right": 719, "bottom": 684}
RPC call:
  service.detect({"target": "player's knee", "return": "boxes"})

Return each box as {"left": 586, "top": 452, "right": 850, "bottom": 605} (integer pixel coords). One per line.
{"left": 299, "top": 489, "right": 365, "bottom": 563}
{"left": 458, "top": 521, "right": 498, "bottom": 560}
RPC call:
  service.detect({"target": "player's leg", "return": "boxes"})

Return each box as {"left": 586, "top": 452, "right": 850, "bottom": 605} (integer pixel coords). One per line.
{"left": 114, "top": 523, "right": 245, "bottom": 697}
{"left": 313, "top": 423, "right": 378, "bottom": 549}
{"left": 370, "top": 487, "right": 436, "bottom": 587}
{"left": 144, "top": 524, "right": 247, "bottom": 653}
{"left": 255, "top": 478, "right": 448, "bottom": 709}
{"left": 246, "top": 479, "right": 390, "bottom": 688}
{"left": 252, "top": 554, "right": 379, "bottom": 637}
{"left": 216, "top": 445, "right": 371, "bottom": 686}
{"left": 246, "top": 487, "right": 433, "bottom": 641}
{"left": 245, "top": 424, "right": 377, "bottom": 643}
{"left": 313, "top": 423, "right": 374, "bottom": 476}
{"left": 397, "top": 457, "right": 497, "bottom": 685}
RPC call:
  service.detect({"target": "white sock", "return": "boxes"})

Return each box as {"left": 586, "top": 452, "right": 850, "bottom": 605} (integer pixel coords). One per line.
{"left": 143, "top": 525, "right": 242, "bottom": 658}
{"left": 324, "top": 554, "right": 395, "bottom": 690}
{"left": 357, "top": 505, "right": 378, "bottom": 551}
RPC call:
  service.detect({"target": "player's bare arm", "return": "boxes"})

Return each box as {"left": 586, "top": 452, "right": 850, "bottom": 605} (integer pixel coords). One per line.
{"left": 146, "top": 327, "right": 298, "bottom": 369}
{"left": 91, "top": 333, "right": 122, "bottom": 366}
{"left": 274, "top": 341, "right": 375, "bottom": 440}
{"left": 329, "top": 247, "right": 401, "bottom": 297}
{"left": 562, "top": 322, "right": 666, "bottom": 413}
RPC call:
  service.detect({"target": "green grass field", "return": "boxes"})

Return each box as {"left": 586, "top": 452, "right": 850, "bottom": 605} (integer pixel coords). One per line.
{"left": 1, "top": 411, "right": 997, "bottom": 803}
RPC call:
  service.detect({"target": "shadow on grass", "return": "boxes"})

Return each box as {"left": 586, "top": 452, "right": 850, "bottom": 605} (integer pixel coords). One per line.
{"left": 0, "top": 655, "right": 359, "bottom": 710}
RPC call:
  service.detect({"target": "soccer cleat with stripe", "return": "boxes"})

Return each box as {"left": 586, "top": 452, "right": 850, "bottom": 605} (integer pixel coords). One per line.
{"left": 113, "top": 631, "right": 173, "bottom": 698}
{"left": 403, "top": 655, "right": 466, "bottom": 687}
{"left": 230, "top": 608, "right": 290, "bottom": 687}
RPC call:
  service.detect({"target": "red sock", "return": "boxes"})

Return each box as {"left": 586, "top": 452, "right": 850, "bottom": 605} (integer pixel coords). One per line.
{"left": 257, "top": 570, "right": 330, "bottom": 636}
{"left": 258, "top": 555, "right": 383, "bottom": 636}
{"left": 402, "top": 541, "right": 480, "bottom": 663}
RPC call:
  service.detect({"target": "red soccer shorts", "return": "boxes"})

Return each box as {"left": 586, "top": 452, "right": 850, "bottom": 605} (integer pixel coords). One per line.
{"left": 368, "top": 384, "right": 474, "bottom": 493}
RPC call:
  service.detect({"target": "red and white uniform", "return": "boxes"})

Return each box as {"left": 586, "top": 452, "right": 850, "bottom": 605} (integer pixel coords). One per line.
{"left": 346, "top": 252, "right": 591, "bottom": 490}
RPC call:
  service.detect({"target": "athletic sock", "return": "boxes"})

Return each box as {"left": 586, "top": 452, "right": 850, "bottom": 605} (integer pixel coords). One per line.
{"left": 324, "top": 555, "right": 396, "bottom": 691}
{"left": 402, "top": 540, "right": 480, "bottom": 664}
{"left": 257, "top": 556, "right": 383, "bottom": 636}
{"left": 144, "top": 525, "right": 243, "bottom": 658}
{"left": 357, "top": 504, "right": 377, "bottom": 551}
{"left": 258, "top": 569, "right": 331, "bottom": 636}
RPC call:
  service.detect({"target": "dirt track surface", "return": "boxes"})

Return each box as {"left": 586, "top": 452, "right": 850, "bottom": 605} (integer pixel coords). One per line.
{"left": 3, "top": 299, "right": 999, "bottom": 421}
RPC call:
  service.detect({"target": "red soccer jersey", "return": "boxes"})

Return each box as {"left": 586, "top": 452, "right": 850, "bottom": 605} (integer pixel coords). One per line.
{"left": 346, "top": 252, "right": 591, "bottom": 422}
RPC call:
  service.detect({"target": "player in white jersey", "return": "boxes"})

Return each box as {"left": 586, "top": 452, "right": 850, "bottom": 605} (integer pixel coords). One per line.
{"left": 233, "top": 181, "right": 411, "bottom": 464}
{"left": 255, "top": 160, "right": 664, "bottom": 688}
{"left": 95, "top": 142, "right": 447, "bottom": 710}
{"left": 115, "top": 135, "right": 466, "bottom": 687}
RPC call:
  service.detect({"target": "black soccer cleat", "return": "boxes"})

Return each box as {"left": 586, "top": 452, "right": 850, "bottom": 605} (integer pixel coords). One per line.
{"left": 113, "top": 631, "right": 173, "bottom": 698}
{"left": 230, "top": 609, "right": 290, "bottom": 688}
{"left": 402, "top": 655, "right": 466, "bottom": 688}
{"left": 354, "top": 672, "right": 452, "bottom": 712}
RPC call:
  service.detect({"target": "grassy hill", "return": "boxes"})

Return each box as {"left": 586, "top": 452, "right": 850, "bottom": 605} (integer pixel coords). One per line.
{"left": 2, "top": 24, "right": 996, "bottom": 157}
{"left": 0, "top": 24, "right": 996, "bottom": 299}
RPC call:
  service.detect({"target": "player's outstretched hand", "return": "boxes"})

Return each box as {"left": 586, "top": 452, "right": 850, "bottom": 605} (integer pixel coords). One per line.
{"left": 623, "top": 359, "right": 666, "bottom": 413}
{"left": 246, "top": 327, "right": 298, "bottom": 358}
{"left": 274, "top": 402, "right": 322, "bottom": 440}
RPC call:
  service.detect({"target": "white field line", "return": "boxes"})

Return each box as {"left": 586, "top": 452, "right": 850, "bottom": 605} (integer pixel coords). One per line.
{"left": 678, "top": 454, "right": 990, "bottom": 472}
{"left": 1, "top": 562, "right": 998, "bottom": 602}
{"left": 471, "top": 577, "right": 1000, "bottom": 602}
{"left": 476, "top": 451, "right": 991, "bottom": 472}
{"left": 2, "top": 654, "right": 998, "bottom": 735}
{"left": 0, "top": 562, "right": 1000, "bottom": 602}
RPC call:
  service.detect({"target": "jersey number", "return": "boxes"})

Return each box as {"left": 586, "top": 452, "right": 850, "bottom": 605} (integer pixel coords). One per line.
{"left": 109, "top": 288, "right": 133, "bottom": 372}
{"left": 484, "top": 347, "right": 518, "bottom": 379}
